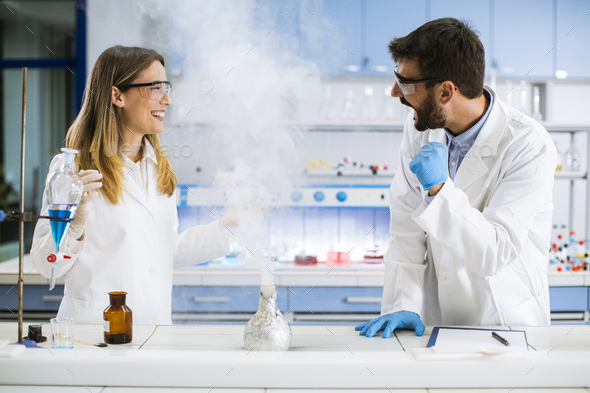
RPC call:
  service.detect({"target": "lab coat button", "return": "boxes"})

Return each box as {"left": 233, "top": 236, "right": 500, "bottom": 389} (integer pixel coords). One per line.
{"left": 150, "top": 268, "right": 158, "bottom": 275}
{"left": 153, "top": 318, "right": 161, "bottom": 324}
{"left": 147, "top": 217, "right": 153, "bottom": 224}
{"left": 439, "top": 273, "right": 447, "bottom": 281}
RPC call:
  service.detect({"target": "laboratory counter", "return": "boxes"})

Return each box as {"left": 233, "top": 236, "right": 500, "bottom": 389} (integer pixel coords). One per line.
{"left": 0, "top": 254, "right": 587, "bottom": 287}
{"left": 1, "top": 322, "right": 590, "bottom": 391}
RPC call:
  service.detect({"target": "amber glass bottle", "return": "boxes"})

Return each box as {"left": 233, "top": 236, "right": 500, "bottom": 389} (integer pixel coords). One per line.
{"left": 104, "top": 291, "right": 133, "bottom": 344}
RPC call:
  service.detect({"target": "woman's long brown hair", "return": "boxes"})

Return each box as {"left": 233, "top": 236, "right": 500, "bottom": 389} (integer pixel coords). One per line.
{"left": 65, "top": 45, "right": 176, "bottom": 204}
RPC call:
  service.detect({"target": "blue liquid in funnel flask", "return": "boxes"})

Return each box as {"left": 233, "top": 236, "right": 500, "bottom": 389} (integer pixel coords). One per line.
{"left": 48, "top": 204, "right": 77, "bottom": 253}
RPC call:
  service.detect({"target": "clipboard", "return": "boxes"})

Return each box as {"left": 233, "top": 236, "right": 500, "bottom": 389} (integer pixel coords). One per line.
{"left": 426, "top": 327, "right": 529, "bottom": 352}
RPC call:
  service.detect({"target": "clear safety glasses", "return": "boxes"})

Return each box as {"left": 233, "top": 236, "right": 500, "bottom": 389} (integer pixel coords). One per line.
{"left": 119, "top": 81, "right": 172, "bottom": 101}
{"left": 393, "top": 66, "right": 444, "bottom": 96}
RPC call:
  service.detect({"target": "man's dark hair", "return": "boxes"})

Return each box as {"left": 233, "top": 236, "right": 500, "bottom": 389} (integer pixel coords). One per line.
{"left": 388, "top": 18, "right": 485, "bottom": 99}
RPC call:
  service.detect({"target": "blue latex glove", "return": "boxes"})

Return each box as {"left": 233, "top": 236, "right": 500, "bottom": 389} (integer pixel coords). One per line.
{"left": 409, "top": 142, "right": 449, "bottom": 191}
{"left": 355, "top": 311, "right": 425, "bottom": 338}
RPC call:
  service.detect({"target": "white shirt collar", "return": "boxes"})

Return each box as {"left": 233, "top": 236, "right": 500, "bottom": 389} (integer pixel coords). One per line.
{"left": 123, "top": 138, "right": 159, "bottom": 168}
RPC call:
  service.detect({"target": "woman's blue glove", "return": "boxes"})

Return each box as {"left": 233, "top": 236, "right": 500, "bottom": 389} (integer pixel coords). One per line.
{"left": 409, "top": 142, "right": 448, "bottom": 191}
{"left": 355, "top": 311, "right": 425, "bottom": 338}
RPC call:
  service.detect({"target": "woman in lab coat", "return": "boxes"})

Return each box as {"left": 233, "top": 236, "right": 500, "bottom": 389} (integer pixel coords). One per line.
{"left": 31, "top": 46, "right": 235, "bottom": 325}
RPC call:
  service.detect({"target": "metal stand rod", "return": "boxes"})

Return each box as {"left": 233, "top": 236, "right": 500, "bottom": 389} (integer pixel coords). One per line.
{"left": 586, "top": 128, "right": 590, "bottom": 242}
{"left": 18, "top": 67, "right": 27, "bottom": 344}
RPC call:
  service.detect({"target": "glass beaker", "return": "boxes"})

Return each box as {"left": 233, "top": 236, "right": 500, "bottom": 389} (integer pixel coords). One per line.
{"left": 50, "top": 317, "right": 73, "bottom": 349}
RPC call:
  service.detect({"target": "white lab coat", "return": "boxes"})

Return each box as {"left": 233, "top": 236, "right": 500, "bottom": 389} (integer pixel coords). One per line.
{"left": 381, "top": 86, "right": 555, "bottom": 326}
{"left": 31, "top": 141, "right": 230, "bottom": 325}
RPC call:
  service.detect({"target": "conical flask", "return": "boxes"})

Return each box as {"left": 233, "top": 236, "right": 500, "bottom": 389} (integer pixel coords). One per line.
{"left": 243, "top": 285, "right": 292, "bottom": 351}
{"left": 45, "top": 148, "right": 84, "bottom": 289}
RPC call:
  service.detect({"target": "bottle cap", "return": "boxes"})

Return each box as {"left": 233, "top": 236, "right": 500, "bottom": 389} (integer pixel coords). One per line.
{"left": 61, "top": 148, "right": 79, "bottom": 168}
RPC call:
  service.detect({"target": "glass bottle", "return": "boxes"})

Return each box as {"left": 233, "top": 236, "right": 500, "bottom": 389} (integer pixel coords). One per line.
{"left": 361, "top": 86, "right": 377, "bottom": 120}
{"left": 380, "top": 86, "right": 397, "bottom": 121}
{"left": 565, "top": 139, "right": 580, "bottom": 172}
{"left": 341, "top": 87, "right": 357, "bottom": 120}
{"left": 104, "top": 291, "right": 133, "bottom": 344}
{"left": 531, "top": 86, "right": 543, "bottom": 121}
{"left": 520, "top": 81, "right": 528, "bottom": 115}
{"left": 45, "top": 148, "right": 84, "bottom": 290}
{"left": 318, "top": 86, "right": 336, "bottom": 120}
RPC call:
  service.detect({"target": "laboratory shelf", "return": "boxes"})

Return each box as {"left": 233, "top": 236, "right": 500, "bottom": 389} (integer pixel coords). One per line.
{"left": 554, "top": 171, "right": 587, "bottom": 179}
{"left": 301, "top": 123, "right": 589, "bottom": 133}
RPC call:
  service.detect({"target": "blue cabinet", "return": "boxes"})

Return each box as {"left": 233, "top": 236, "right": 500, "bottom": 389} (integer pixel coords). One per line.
{"left": 0, "top": 285, "right": 63, "bottom": 312}
{"left": 549, "top": 286, "right": 588, "bottom": 312}
{"left": 556, "top": 0, "right": 590, "bottom": 78}
{"left": 289, "top": 286, "right": 383, "bottom": 313}
{"left": 493, "top": 0, "right": 554, "bottom": 77}
{"left": 172, "top": 286, "right": 288, "bottom": 313}
{"left": 430, "top": 0, "right": 492, "bottom": 76}
{"left": 299, "top": 0, "right": 363, "bottom": 76}
{"left": 364, "top": 0, "right": 427, "bottom": 76}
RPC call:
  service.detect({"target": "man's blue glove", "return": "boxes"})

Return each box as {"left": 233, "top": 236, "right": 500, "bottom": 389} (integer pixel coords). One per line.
{"left": 354, "top": 311, "right": 425, "bottom": 338}
{"left": 409, "top": 142, "right": 448, "bottom": 191}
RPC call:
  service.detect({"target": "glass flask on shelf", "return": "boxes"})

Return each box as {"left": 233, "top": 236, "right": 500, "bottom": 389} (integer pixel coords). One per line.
{"left": 361, "top": 86, "right": 378, "bottom": 121}
{"left": 318, "top": 86, "right": 336, "bottom": 120}
{"left": 45, "top": 148, "right": 84, "bottom": 290}
{"left": 520, "top": 81, "right": 528, "bottom": 115}
{"left": 341, "top": 87, "right": 357, "bottom": 120}
{"left": 380, "top": 86, "right": 397, "bottom": 121}
{"left": 565, "top": 139, "right": 580, "bottom": 172}
{"left": 104, "top": 291, "right": 133, "bottom": 344}
{"left": 531, "top": 86, "right": 543, "bottom": 121}
{"left": 554, "top": 141, "right": 563, "bottom": 171}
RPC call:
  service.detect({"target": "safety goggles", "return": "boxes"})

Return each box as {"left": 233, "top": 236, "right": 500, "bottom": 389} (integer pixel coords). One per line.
{"left": 119, "top": 81, "right": 172, "bottom": 101}
{"left": 393, "top": 66, "right": 445, "bottom": 95}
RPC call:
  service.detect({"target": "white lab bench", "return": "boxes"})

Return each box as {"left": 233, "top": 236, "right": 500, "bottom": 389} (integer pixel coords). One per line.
{"left": 1, "top": 322, "right": 590, "bottom": 391}
{"left": 1, "top": 255, "right": 590, "bottom": 324}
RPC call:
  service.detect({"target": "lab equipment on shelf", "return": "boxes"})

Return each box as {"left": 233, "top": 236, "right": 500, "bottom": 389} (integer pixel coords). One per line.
{"left": 548, "top": 231, "right": 589, "bottom": 272}
{"left": 565, "top": 139, "right": 580, "bottom": 171}
{"left": 505, "top": 81, "right": 513, "bottom": 107}
{"left": 520, "top": 81, "right": 528, "bottom": 115}
{"left": 319, "top": 86, "right": 336, "bottom": 120}
{"left": 45, "top": 148, "right": 84, "bottom": 290}
{"left": 361, "top": 86, "right": 377, "bottom": 121}
{"left": 341, "top": 87, "right": 357, "bottom": 120}
{"left": 532, "top": 86, "right": 543, "bottom": 121}
{"left": 104, "top": 291, "right": 133, "bottom": 344}
{"left": 554, "top": 141, "right": 563, "bottom": 171}
{"left": 380, "top": 86, "right": 397, "bottom": 121}
{"left": 362, "top": 247, "right": 384, "bottom": 265}
{"left": 294, "top": 254, "right": 317, "bottom": 266}
{"left": 243, "top": 285, "right": 291, "bottom": 351}
{"left": 326, "top": 251, "right": 351, "bottom": 267}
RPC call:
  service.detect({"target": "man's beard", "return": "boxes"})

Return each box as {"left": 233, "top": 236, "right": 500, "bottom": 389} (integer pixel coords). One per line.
{"left": 400, "top": 92, "right": 446, "bottom": 132}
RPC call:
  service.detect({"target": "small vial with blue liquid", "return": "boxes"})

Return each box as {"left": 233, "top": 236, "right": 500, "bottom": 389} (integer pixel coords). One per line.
{"left": 45, "top": 148, "right": 84, "bottom": 290}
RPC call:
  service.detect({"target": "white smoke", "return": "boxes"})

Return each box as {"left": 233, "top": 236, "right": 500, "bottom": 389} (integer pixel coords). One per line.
{"left": 138, "top": 0, "right": 324, "bottom": 285}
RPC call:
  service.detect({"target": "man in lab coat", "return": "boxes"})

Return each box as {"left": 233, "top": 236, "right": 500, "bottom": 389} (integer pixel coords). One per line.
{"left": 356, "top": 18, "right": 556, "bottom": 338}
